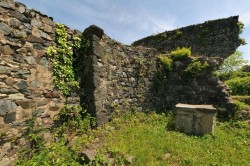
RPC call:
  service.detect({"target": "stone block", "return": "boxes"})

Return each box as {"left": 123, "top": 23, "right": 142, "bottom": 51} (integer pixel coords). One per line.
{"left": 175, "top": 103, "right": 217, "bottom": 135}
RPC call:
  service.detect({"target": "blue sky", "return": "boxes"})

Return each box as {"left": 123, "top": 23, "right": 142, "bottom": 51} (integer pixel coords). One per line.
{"left": 17, "top": 0, "right": 250, "bottom": 61}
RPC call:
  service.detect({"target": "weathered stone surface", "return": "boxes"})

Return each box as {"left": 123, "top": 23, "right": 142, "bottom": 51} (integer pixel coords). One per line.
{"left": 39, "top": 57, "right": 48, "bottom": 66}
{"left": 175, "top": 103, "right": 217, "bottom": 135}
{"left": 4, "top": 112, "right": 16, "bottom": 123}
{"left": 44, "top": 24, "right": 52, "bottom": 33}
{"left": 0, "top": 66, "right": 10, "bottom": 74}
{"left": 15, "top": 99, "right": 33, "bottom": 109}
{"left": 0, "top": 45, "right": 14, "bottom": 55}
{"left": 12, "top": 29, "right": 27, "bottom": 38}
{"left": 27, "top": 35, "right": 44, "bottom": 43}
{"left": 25, "top": 55, "right": 36, "bottom": 64}
{"left": 7, "top": 93, "right": 25, "bottom": 100}
{"left": 44, "top": 91, "right": 60, "bottom": 98}
{"left": 16, "top": 80, "right": 27, "bottom": 90}
{"left": 0, "top": 22, "right": 11, "bottom": 35}
{"left": 9, "top": 11, "right": 29, "bottom": 23}
{"left": 4, "top": 77, "right": 15, "bottom": 86}
{"left": 8, "top": 18, "right": 21, "bottom": 28}
{"left": 31, "top": 19, "right": 42, "bottom": 27}
{"left": 0, "top": 100, "right": 17, "bottom": 115}
{"left": 0, "top": 88, "right": 18, "bottom": 94}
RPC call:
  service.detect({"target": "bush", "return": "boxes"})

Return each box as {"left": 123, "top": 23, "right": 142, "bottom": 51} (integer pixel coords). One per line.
{"left": 170, "top": 47, "right": 191, "bottom": 60}
{"left": 159, "top": 55, "right": 173, "bottom": 71}
{"left": 184, "top": 60, "right": 209, "bottom": 77}
{"left": 217, "top": 71, "right": 250, "bottom": 81}
{"left": 225, "top": 76, "right": 250, "bottom": 95}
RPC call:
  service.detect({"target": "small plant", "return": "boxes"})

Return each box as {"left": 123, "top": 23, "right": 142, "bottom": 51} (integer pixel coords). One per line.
{"left": 170, "top": 47, "right": 191, "bottom": 60}
{"left": 159, "top": 54, "right": 173, "bottom": 71}
{"left": 47, "top": 24, "right": 79, "bottom": 96}
{"left": 184, "top": 60, "right": 209, "bottom": 77}
{"left": 237, "top": 21, "right": 244, "bottom": 34}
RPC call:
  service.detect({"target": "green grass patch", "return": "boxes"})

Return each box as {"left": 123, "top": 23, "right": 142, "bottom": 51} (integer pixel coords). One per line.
{"left": 95, "top": 111, "right": 250, "bottom": 165}
{"left": 16, "top": 111, "right": 250, "bottom": 166}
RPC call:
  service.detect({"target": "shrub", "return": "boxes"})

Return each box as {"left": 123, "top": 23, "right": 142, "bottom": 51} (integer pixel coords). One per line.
{"left": 225, "top": 76, "right": 250, "bottom": 95}
{"left": 185, "top": 60, "right": 209, "bottom": 77}
{"left": 217, "top": 71, "right": 250, "bottom": 81}
{"left": 159, "top": 55, "right": 173, "bottom": 71}
{"left": 170, "top": 47, "right": 191, "bottom": 60}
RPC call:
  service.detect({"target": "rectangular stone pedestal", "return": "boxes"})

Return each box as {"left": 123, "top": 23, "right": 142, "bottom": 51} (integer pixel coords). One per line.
{"left": 175, "top": 103, "right": 217, "bottom": 135}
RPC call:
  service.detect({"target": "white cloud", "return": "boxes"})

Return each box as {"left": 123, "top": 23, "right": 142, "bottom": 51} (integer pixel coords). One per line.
{"left": 240, "top": 11, "right": 250, "bottom": 27}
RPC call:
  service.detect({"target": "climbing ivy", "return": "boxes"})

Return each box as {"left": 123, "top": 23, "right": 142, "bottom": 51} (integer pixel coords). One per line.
{"left": 47, "top": 24, "right": 83, "bottom": 96}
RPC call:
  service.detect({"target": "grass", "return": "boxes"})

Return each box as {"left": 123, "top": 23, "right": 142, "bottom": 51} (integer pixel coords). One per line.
{"left": 94, "top": 111, "right": 250, "bottom": 166}
{"left": 16, "top": 110, "right": 250, "bottom": 166}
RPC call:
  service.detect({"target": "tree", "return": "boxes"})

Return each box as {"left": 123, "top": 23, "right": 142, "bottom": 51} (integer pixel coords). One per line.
{"left": 217, "top": 51, "right": 248, "bottom": 74}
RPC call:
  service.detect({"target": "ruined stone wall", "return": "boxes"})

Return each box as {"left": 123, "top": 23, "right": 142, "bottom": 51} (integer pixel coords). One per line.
{"left": 154, "top": 57, "right": 235, "bottom": 117}
{"left": 80, "top": 21, "right": 239, "bottom": 126}
{"left": 80, "top": 26, "right": 158, "bottom": 126}
{"left": 0, "top": 0, "right": 242, "bottom": 164}
{"left": 133, "top": 16, "right": 242, "bottom": 60}
{"left": 0, "top": 0, "right": 73, "bottom": 164}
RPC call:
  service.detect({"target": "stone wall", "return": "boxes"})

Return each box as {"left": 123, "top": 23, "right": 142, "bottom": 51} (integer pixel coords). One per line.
{"left": 0, "top": 0, "right": 242, "bottom": 164}
{"left": 133, "top": 16, "right": 242, "bottom": 61}
{"left": 79, "top": 20, "right": 240, "bottom": 125}
{"left": 79, "top": 26, "right": 158, "bottom": 126}
{"left": 0, "top": 0, "right": 71, "bottom": 164}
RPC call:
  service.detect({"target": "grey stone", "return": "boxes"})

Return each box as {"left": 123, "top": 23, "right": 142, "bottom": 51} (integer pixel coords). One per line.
{"left": 39, "top": 57, "right": 49, "bottom": 66}
{"left": 0, "top": 22, "right": 12, "bottom": 35}
{"left": 12, "top": 54, "right": 25, "bottom": 63}
{"left": 0, "top": 100, "right": 17, "bottom": 115}
{"left": 31, "top": 19, "right": 42, "bottom": 27}
{"left": 8, "top": 18, "right": 21, "bottom": 28}
{"left": 0, "top": 66, "right": 10, "bottom": 74}
{"left": 9, "top": 11, "right": 29, "bottom": 23}
{"left": 12, "top": 29, "right": 27, "bottom": 38}
{"left": 17, "top": 80, "right": 27, "bottom": 90}
{"left": 14, "top": 70, "right": 31, "bottom": 79}
{"left": 30, "top": 81, "right": 40, "bottom": 88}
{"left": 25, "top": 56, "right": 36, "bottom": 64}
{"left": 4, "top": 112, "right": 16, "bottom": 123}
{"left": 175, "top": 103, "right": 217, "bottom": 135}
{"left": 18, "top": 6, "right": 26, "bottom": 13}
{"left": 0, "top": 88, "right": 19, "bottom": 94}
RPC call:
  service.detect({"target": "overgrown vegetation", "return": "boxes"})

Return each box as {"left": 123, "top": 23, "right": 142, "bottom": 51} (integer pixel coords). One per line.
{"left": 225, "top": 76, "right": 250, "bottom": 95}
{"left": 170, "top": 47, "right": 191, "bottom": 60}
{"left": 16, "top": 111, "right": 250, "bottom": 165}
{"left": 185, "top": 60, "right": 209, "bottom": 77}
{"left": 159, "top": 54, "right": 173, "bottom": 71}
{"left": 46, "top": 24, "right": 89, "bottom": 96}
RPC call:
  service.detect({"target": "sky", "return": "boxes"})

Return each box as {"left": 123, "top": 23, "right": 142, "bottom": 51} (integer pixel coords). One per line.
{"left": 17, "top": 0, "right": 250, "bottom": 61}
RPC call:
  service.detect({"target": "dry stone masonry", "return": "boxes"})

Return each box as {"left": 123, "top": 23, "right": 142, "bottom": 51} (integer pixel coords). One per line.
{"left": 0, "top": 0, "right": 243, "bottom": 164}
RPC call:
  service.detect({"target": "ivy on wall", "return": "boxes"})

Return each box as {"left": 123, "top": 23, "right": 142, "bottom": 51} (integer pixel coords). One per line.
{"left": 47, "top": 24, "right": 87, "bottom": 96}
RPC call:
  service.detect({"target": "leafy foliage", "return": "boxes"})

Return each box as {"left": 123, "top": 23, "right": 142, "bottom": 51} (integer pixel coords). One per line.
{"left": 47, "top": 24, "right": 83, "bottom": 96}
{"left": 170, "top": 47, "right": 191, "bottom": 60}
{"left": 217, "top": 51, "right": 248, "bottom": 75}
{"left": 225, "top": 76, "right": 250, "bottom": 95}
{"left": 185, "top": 60, "right": 209, "bottom": 77}
{"left": 159, "top": 54, "right": 173, "bottom": 71}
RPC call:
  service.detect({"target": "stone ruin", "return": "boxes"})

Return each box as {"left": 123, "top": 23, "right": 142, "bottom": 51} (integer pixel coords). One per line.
{"left": 0, "top": 0, "right": 242, "bottom": 164}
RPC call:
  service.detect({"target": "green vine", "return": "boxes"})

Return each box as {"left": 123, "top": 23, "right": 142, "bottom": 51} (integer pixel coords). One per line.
{"left": 47, "top": 24, "right": 83, "bottom": 96}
